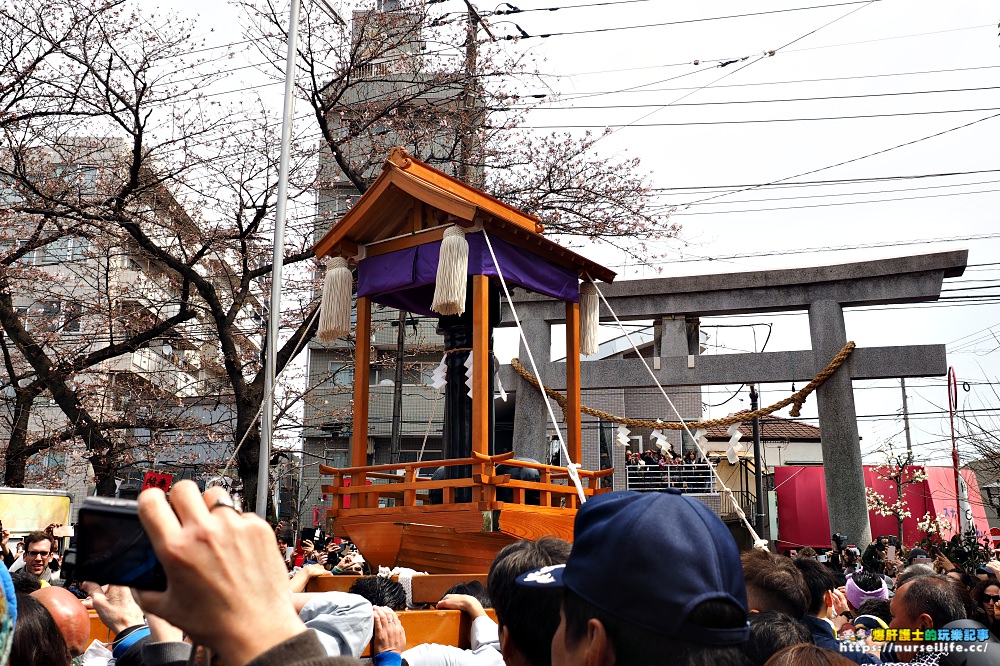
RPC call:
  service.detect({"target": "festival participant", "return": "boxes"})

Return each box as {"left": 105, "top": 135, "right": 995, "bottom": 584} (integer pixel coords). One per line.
{"left": 518, "top": 489, "right": 750, "bottom": 666}
{"left": 11, "top": 531, "right": 57, "bottom": 583}
{"left": 793, "top": 558, "right": 880, "bottom": 664}
{"left": 0, "top": 562, "right": 15, "bottom": 664}
{"left": 31, "top": 586, "right": 89, "bottom": 658}
{"left": 11, "top": 593, "right": 71, "bottom": 665}
{"left": 134, "top": 480, "right": 364, "bottom": 666}
{"left": 348, "top": 577, "right": 407, "bottom": 611}
{"left": 84, "top": 581, "right": 189, "bottom": 666}
{"left": 885, "top": 575, "right": 966, "bottom": 665}
{"left": 971, "top": 578, "right": 1000, "bottom": 631}
{"left": 846, "top": 570, "right": 890, "bottom": 613}
{"left": 488, "top": 538, "right": 571, "bottom": 666}
{"left": 745, "top": 612, "right": 812, "bottom": 666}
{"left": 0, "top": 527, "right": 14, "bottom": 569}
{"left": 375, "top": 538, "right": 573, "bottom": 666}
{"left": 400, "top": 593, "right": 503, "bottom": 666}
{"left": 743, "top": 549, "right": 809, "bottom": 618}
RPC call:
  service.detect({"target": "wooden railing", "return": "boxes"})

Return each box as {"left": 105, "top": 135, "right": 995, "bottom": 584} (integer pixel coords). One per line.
{"left": 320, "top": 451, "right": 613, "bottom": 511}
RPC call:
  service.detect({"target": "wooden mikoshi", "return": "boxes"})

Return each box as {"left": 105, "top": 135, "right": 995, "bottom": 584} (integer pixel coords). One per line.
{"left": 313, "top": 148, "right": 615, "bottom": 573}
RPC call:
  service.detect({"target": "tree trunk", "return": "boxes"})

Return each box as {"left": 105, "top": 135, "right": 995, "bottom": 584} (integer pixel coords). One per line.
{"left": 90, "top": 453, "right": 119, "bottom": 497}
{"left": 3, "top": 441, "right": 29, "bottom": 488}
{"left": 4, "top": 385, "right": 43, "bottom": 487}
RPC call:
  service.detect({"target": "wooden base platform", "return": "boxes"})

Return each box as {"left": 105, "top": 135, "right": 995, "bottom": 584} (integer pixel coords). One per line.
{"left": 321, "top": 453, "right": 611, "bottom": 573}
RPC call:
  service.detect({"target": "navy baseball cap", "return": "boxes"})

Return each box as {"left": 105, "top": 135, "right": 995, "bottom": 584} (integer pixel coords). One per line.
{"left": 517, "top": 489, "right": 749, "bottom": 645}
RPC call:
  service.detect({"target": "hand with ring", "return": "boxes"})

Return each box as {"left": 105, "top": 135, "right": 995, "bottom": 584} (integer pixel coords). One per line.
{"left": 134, "top": 480, "right": 307, "bottom": 665}
{"left": 372, "top": 606, "right": 406, "bottom": 655}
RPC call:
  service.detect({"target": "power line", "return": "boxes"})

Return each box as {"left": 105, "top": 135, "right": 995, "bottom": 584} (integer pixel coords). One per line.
{"left": 493, "top": 1, "right": 879, "bottom": 38}
{"left": 608, "top": 233, "right": 1000, "bottom": 268}
{"left": 681, "top": 111, "right": 1000, "bottom": 206}
{"left": 669, "top": 185, "right": 1000, "bottom": 216}
{"left": 590, "top": 1, "right": 879, "bottom": 144}
{"left": 553, "top": 62, "right": 1000, "bottom": 85}
{"left": 518, "top": 106, "right": 1000, "bottom": 129}
{"left": 649, "top": 169, "right": 1000, "bottom": 193}
{"left": 518, "top": 85, "right": 1000, "bottom": 111}
{"left": 661, "top": 176, "right": 1000, "bottom": 206}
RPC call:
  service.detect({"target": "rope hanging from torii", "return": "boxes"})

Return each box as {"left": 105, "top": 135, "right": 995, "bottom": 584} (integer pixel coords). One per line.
{"left": 510, "top": 340, "right": 856, "bottom": 429}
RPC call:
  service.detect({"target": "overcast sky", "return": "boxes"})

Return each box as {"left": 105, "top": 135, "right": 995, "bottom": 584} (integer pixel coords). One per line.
{"left": 176, "top": 0, "right": 1000, "bottom": 467}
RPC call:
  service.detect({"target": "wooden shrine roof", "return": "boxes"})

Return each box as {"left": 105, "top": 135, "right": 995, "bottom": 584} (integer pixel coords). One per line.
{"left": 313, "top": 147, "right": 615, "bottom": 284}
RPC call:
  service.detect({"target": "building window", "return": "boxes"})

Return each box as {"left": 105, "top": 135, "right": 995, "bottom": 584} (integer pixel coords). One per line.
{"left": 369, "top": 362, "right": 435, "bottom": 386}
{"left": 62, "top": 300, "right": 83, "bottom": 333}
{"left": 15, "top": 240, "right": 34, "bottom": 265}
{"left": 328, "top": 362, "right": 354, "bottom": 387}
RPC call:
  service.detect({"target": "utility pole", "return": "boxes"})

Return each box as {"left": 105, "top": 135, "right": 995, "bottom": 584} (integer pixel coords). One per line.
{"left": 458, "top": 1, "right": 492, "bottom": 185}
{"left": 900, "top": 377, "right": 913, "bottom": 458}
{"left": 749, "top": 384, "right": 766, "bottom": 539}
{"left": 259, "top": 0, "right": 302, "bottom": 519}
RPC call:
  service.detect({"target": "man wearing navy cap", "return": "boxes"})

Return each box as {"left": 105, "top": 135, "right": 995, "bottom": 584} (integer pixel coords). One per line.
{"left": 518, "top": 489, "right": 750, "bottom": 666}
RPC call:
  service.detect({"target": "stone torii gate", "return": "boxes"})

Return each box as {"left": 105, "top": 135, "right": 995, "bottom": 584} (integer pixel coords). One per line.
{"left": 500, "top": 250, "right": 968, "bottom": 548}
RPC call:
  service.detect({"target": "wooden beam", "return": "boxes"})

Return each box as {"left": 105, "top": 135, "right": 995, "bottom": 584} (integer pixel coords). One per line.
{"left": 365, "top": 226, "right": 447, "bottom": 258}
{"left": 565, "top": 300, "right": 582, "bottom": 467}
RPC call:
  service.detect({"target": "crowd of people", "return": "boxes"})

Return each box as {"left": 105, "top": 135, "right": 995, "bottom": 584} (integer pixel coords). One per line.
{"left": 624, "top": 447, "right": 706, "bottom": 467}
{"left": 0, "top": 483, "right": 999, "bottom": 665}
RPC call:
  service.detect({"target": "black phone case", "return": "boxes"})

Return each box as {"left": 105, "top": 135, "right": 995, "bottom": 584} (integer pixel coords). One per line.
{"left": 74, "top": 497, "right": 167, "bottom": 591}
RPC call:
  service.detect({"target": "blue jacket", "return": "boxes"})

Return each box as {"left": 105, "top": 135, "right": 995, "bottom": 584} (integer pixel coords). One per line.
{"left": 802, "top": 614, "right": 881, "bottom": 664}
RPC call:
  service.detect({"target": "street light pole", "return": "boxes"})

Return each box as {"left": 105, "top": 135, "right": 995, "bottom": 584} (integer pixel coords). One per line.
{"left": 258, "top": 0, "right": 302, "bottom": 519}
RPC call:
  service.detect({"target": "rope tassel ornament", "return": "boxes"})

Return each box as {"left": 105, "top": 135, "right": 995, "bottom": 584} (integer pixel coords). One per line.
{"left": 431, "top": 225, "right": 469, "bottom": 316}
{"left": 580, "top": 281, "right": 599, "bottom": 356}
{"left": 317, "top": 256, "right": 352, "bottom": 342}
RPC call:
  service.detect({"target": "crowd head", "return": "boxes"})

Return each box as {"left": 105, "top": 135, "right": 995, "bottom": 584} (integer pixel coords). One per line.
{"left": 519, "top": 488, "right": 750, "bottom": 666}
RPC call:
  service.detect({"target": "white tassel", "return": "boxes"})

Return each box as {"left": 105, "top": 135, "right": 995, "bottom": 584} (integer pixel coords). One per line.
{"left": 317, "top": 256, "right": 352, "bottom": 342}
{"left": 580, "top": 281, "right": 599, "bottom": 355}
{"left": 430, "top": 225, "right": 469, "bottom": 316}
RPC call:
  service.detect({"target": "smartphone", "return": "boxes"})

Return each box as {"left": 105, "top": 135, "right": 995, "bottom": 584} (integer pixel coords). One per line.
{"left": 913, "top": 556, "right": 933, "bottom": 566}
{"left": 73, "top": 497, "right": 167, "bottom": 591}
{"left": 886, "top": 545, "right": 896, "bottom": 562}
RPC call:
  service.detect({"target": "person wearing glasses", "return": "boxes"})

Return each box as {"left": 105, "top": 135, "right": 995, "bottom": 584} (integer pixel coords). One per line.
{"left": 971, "top": 578, "right": 1000, "bottom": 634}
{"left": 9, "top": 531, "right": 57, "bottom": 584}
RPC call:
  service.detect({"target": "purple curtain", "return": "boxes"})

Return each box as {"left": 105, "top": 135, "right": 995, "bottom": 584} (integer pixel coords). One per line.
{"left": 357, "top": 231, "right": 579, "bottom": 317}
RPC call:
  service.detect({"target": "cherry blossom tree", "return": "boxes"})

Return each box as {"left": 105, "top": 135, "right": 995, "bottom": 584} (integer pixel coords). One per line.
{"left": 865, "top": 445, "right": 928, "bottom": 544}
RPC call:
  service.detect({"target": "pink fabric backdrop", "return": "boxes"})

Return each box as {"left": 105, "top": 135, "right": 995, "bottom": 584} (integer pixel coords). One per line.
{"left": 774, "top": 465, "right": 989, "bottom": 551}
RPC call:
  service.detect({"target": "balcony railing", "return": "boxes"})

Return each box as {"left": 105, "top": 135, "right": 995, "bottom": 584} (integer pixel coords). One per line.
{"left": 625, "top": 463, "right": 716, "bottom": 494}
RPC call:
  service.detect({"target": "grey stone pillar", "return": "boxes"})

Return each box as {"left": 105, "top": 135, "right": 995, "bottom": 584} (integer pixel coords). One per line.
{"left": 659, "top": 316, "right": 690, "bottom": 356}
{"left": 808, "top": 300, "right": 872, "bottom": 548}
{"left": 512, "top": 319, "right": 551, "bottom": 464}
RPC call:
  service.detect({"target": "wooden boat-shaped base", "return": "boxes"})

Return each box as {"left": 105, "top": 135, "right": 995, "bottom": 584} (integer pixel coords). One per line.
{"left": 333, "top": 503, "right": 577, "bottom": 574}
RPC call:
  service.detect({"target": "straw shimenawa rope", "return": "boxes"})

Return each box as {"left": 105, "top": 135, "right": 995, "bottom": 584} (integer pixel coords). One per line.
{"left": 510, "top": 341, "right": 856, "bottom": 430}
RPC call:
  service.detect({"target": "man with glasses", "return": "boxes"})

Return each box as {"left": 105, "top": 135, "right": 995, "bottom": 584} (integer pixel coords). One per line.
{"left": 12, "top": 531, "right": 58, "bottom": 583}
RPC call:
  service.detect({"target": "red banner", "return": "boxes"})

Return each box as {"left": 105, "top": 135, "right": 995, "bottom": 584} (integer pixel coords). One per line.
{"left": 141, "top": 471, "right": 174, "bottom": 493}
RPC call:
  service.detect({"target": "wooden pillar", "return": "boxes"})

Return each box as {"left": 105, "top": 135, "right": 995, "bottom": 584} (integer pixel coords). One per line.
{"left": 565, "top": 300, "right": 582, "bottom": 469}
{"left": 471, "top": 275, "right": 490, "bottom": 503}
{"left": 471, "top": 275, "right": 491, "bottom": 455}
{"left": 352, "top": 297, "right": 372, "bottom": 498}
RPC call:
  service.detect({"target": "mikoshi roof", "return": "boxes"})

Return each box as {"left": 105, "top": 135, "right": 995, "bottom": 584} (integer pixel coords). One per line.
{"left": 313, "top": 147, "right": 616, "bottom": 289}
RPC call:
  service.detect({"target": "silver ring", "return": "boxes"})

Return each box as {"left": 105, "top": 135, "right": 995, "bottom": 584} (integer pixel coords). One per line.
{"left": 209, "top": 496, "right": 240, "bottom": 513}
